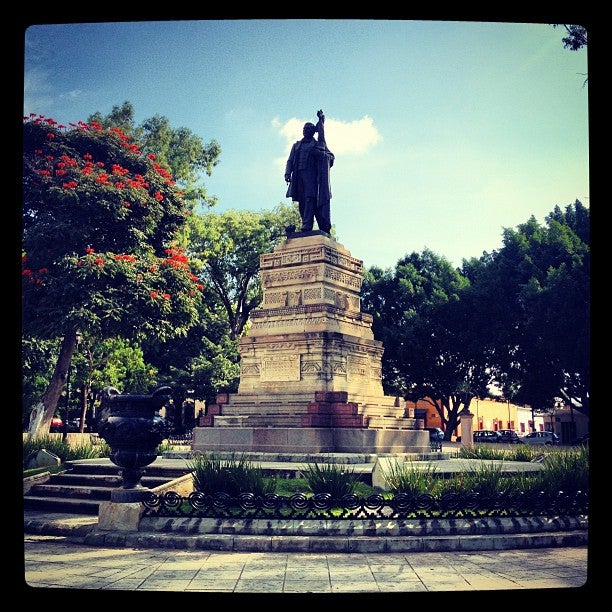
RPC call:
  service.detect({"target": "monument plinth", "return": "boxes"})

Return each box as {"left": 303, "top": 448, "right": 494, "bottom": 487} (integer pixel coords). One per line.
{"left": 192, "top": 232, "right": 428, "bottom": 454}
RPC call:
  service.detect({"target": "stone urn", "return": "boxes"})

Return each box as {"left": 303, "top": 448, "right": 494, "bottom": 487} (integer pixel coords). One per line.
{"left": 97, "top": 386, "right": 172, "bottom": 501}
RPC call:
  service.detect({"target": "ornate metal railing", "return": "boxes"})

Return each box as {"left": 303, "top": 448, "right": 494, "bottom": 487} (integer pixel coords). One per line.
{"left": 167, "top": 431, "right": 193, "bottom": 445}
{"left": 142, "top": 489, "right": 588, "bottom": 520}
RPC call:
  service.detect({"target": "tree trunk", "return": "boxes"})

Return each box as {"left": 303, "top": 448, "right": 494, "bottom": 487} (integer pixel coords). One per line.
{"left": 79, "top": 385, "right": 89, "bottom": 433}
{"left": 31, "top": 332, "right": 78, "bottom": 438}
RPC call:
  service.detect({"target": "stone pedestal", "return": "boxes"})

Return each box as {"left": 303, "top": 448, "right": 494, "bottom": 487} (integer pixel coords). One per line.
{"left": 238, "top": 232, "right": 384, "bottom": 399}
{"left": 459, "top": 407, "right": 475, "bottom": 449}
{"left": 98, "top": 500, "right": 143, "bottom": 531}
{"left": 193, "top": 231, "right": 426, "bottom": 454}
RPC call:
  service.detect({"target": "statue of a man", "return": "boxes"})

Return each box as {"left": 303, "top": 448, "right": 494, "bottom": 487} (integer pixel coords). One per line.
{"left": 285, "top": 110, "right": 335, "bottom": 233}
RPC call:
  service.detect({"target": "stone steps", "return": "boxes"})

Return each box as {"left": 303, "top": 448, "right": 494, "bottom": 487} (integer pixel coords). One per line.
{"left": 23, "top": 458, "right": 193, "bottom": 515}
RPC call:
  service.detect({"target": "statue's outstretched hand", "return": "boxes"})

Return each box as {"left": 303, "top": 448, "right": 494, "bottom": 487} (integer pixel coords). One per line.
{"left": 317, "top": 109, "right": 325, "bottom": 123}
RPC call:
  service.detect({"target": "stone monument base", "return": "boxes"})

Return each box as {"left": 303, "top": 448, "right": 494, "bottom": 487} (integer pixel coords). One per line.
{"left": 192, "top": 426, "right": 429, "bottom": 454}
{"left": 192, "top": 232, "right": 429, "bottom": 456}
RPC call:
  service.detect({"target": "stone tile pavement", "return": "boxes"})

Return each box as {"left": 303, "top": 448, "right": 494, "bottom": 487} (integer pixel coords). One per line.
{"left": 22, "top": 533, "right": 590, "bottom": 595}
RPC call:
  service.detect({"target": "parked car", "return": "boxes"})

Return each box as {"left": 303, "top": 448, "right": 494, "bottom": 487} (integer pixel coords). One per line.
{"left": 522, "top": 431, "right": 560, "bottom": 446}
{"left": 49, "top": 416, "right": 63, "bottom": 432}
{"left": 497, "top": 429, "right": 521, "bottom": 444}
{"left": 425, "top": 427, "right": 444, "bottom": 442}
{"left": 473, "top": 430, "right": 501, "bottom": 443}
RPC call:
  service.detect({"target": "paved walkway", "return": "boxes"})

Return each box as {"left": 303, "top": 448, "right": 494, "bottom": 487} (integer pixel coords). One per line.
{"left": 22, "top": 448, "right": 594, "bottom": 595}
{"left": 22, "top": 532, "right": 590, "bottom": 595}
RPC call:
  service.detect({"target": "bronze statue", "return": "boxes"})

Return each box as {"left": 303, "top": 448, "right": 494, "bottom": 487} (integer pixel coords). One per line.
{"left": 285, "top": 109, "right": 335, "bottom": 233}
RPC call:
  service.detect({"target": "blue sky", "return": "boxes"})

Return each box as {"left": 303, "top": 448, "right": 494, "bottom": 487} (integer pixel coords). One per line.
{"left": 23, "top": 19, "right": 589, "bottom": 269}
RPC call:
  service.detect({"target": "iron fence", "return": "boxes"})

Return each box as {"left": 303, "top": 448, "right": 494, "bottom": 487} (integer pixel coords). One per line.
{"left": 142, "top": 488, "right": 588, "bottom": 520}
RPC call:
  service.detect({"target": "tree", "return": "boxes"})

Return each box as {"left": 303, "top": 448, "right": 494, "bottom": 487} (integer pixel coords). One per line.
{"left": 187, "top": 203, "right": 301, "bottom": 340}
{"left": 552, "top": 24, "right": 588, "bottom": 51}
{"left": 140, "top": 287, "right": 243, "bottom": 422}
{"left": 462, "top": 201, "right": 589, "bottom": 418}
{"left": 139, "top": 203, "right": 302, "bottom": 419}
{"left": 22, "top": 337, "right": 60, "bottom": 429}
{"left": 362, "top": 249, "right": 492, "bottom": 439}
{"left": 88, "top": 101, "right": 221, "bottom": 210}
{"left": 22, "top": 114, "right": 204, "bottom": 436}
{"left": 552, "top": 24, "right": 588, "bottom": 86}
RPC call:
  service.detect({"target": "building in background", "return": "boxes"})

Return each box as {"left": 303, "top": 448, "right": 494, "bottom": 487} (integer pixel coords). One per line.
{"left": 405, "top": 397, "right": 588, "bottom": 444}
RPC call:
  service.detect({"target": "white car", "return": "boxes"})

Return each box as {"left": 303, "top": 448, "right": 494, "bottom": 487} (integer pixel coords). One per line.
{"left": 521, "top": 431, "right": 560, "bottom": 446}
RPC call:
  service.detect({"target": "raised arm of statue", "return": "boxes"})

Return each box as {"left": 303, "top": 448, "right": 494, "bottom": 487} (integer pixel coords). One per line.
{"left": 316, "top": 109, "right": 326, "bottom": 148}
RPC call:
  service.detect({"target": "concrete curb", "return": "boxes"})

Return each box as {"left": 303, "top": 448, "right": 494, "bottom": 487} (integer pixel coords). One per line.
{"left": 24, "top": 512, "right": 588, "bottom": 553}
{"left": 81, "top": 529, "right": 588, "bottom": 553}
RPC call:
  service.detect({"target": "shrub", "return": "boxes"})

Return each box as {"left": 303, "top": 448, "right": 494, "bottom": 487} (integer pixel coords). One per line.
{"left": 382, "top": 460, "right": 443, "bottom": 496}
{"left": 444, "top": 461, "right": 509, "bottom": 496}
{"left": 300, "top": 461, "right": 360, "bottom": 498}
{"left": 23, "top": 435, "right": 110, "bottom": 464}
{"left": 517, "top": 445, "right": 589, "bottom": 496}
{"left": 188, "top": 452, "right": 276, "bottom": 497}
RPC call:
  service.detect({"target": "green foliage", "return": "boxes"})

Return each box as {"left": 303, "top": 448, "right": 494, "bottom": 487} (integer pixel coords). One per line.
{"left": 273, "top": 477, "right": 374, "bottom": 497}
{"left": 23, "top": 435, "right": 111, "bottom": 465}
{"left": 523, "top": 445, "right": 589, "bottom": 495}
{"left": 458, "top": 444, "right": 553, "bottom": 462}
{"left": 21, "top": 338, "right": 61, "bottom": 426}
{"left": 362, "top": 248, "right": 489, "bottom": 434}
{"left": 382, "top": 461, "right": 443, "bottom": 496}
{"left": 22, "top": 113, "right": 209, "bottom": 432}
{"left": 461, "top": 201, "right": 589, "bottom": 416}
{"left": 22, "top": 115, "right": 203, "bottom": 345}
{"left": 552, "top": 24, "right": 588, "bottom": 52}
{"left": 445, "top": 462, "right": 508, "bottom": 496}
{"left": 84, "top": 336, "right": 158, "bottom": 394}
{"left": 188, "top": 452, "right": 276, "bottom": 497}
{"left": 361, "top": 201, "right": 589, "bottom": 425}
{"left": 88, "top": 101, "right": 221, "bottom": 210}
{"left": 300, "top": 461, "right": 361, "bottom": 498}
{"left": 187, "top": 203, "right": 301, "bottom": 340}
{"left": 458, "top": 445, "right": 512, "bottom": 460}
{"left": 381, "top": 446, "right": 589, "bottom": 502}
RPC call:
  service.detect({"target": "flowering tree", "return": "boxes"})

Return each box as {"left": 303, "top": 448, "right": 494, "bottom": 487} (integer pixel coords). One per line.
{"left": 22, "top": 114, "right": 204, "bottom": 436}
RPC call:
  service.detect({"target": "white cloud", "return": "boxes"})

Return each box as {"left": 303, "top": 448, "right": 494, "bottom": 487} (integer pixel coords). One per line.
{"left": 59, "top": 90, "right": 84, "bottom": 101}
{"left": 272, "top": 115, "right": 382, "bottom": 170}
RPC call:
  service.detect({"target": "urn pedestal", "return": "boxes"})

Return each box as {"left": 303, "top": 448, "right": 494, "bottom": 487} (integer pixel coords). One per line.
{"left": 97, "top": 386, "right": 172, "bottom": 502}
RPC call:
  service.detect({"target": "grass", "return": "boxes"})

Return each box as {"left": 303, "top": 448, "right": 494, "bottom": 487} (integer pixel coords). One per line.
{"left": 383, "top": 444, "right": 589, "bottom": 500}
{"left": 23, "top": 435, "right": 111, "bottom": 478}
{"left": 23, "top": 437, "right": 589, "bottom": 509}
